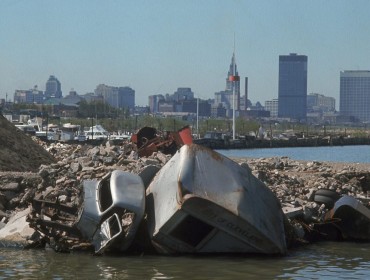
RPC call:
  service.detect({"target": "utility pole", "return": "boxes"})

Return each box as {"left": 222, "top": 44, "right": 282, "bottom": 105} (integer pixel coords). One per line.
{"left": 196, "top": 97, "right": 199, "bottom": 138}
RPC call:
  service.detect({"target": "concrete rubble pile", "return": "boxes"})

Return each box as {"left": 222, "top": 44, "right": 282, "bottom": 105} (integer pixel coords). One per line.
{"left": 1, "top": 135, "right": 370, "bottom": 253}
{"left": 0, "top": 138, "right": 170, "bottom": 249}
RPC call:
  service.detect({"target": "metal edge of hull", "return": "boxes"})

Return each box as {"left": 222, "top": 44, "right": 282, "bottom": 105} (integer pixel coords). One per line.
{"left": 327, "top": 195, "right": 370, "bottom": 240}
{"left": 150, "top": 195, "right": 286, "bottom": 254}
{"left": 146, "top": 144, "right": 287, "bottom": 255}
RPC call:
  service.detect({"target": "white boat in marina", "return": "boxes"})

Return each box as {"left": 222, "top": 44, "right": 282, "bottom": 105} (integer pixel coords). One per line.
{"left": 110, "top": 131, "right": 132, "bottom": 141}
{"left": 84, "top": 124, "right": 109, "bottom": 140}
{"left": 146, "top": 144, "right": 287, "bottom": 255}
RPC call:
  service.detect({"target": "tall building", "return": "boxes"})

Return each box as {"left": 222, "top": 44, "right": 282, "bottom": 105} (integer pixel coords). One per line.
{"left": 45, "top": 75, "right": 62, "bottom": 99}
{"left": 212, "top": 53, "right": 240, "bottom": 118}
{"left": 173, "top": 87, "right": 194, "bottom": 101}
{"left": 265, "top": 99, "right": 279, "bottom": 118}
{"left": 148, "top": 94, "right": 165, "bottom": 114}
{"left": 14, "top": 86, "right": 44, "bottom": 104}
{"left": 278, "top": 53, "right": 308, "bottom": 120}
{"left": 340, "top": 70, "right": 370, "bottom": 122}
{"left": 226, "top": 52, "right": 240, "bottom": 111}
{"left": 307, "top": 93, "right": 335, "bottom": 113}
{"left": 95, "top": 84, "right": 135, "bottom": 110}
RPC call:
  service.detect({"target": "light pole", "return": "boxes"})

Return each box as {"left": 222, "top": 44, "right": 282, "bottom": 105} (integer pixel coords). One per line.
{"left": 196, "top": 97, "right": 199, "bottom": 138}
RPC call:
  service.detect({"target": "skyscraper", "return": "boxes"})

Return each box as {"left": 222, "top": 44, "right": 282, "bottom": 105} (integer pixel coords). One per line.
{"left": 226, "top": 52, "right": 240, "bottom": 111}
{"left": 213, "top": 53, "right": 240, "bottom": 118}
{"left": 278, "top": 53, "right": 308, "bottom": 120}
{"left": 45, "top": 75, "right": 62, "bottom": 99}
{"left": 340, "top": 70, "right": 370, "bottom": 122}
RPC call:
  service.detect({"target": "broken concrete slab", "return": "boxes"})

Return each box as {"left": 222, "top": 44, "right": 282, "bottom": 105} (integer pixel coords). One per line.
{"left": 0, "top": 207, "right": 35, "bottom": 248}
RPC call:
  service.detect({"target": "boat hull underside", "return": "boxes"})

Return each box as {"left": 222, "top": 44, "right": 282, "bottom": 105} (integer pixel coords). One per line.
{"left": 146, "top": 144, "right": 287, "bottom": 255}
{"left": 150, "top": 196, "right": 284, "bottom": 254}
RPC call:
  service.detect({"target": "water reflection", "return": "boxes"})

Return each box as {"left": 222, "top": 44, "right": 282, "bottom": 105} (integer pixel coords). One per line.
{"left": 1, "top": 242, "right": 370, "bottom": 279}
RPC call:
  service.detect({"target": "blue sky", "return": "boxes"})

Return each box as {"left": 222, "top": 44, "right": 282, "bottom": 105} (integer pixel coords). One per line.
{"left": 1, "top": 0, "right": 370, "bottom": 107}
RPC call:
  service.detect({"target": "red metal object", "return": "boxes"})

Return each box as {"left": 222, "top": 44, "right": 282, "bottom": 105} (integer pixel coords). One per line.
{"left": 177, "top": 126, "right": 193, "bottom": 145}
{"left": 131, "top": 126, "right": 193, "bottom": 157}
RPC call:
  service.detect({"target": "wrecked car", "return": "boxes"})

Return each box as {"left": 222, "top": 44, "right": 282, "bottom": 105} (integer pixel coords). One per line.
{"left": 28, "top": 170, "right": 145, "bottom": 255}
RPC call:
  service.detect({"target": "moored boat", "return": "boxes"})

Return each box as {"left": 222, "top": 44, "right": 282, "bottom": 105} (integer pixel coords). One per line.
{"left": 146, "top": 144, "right": 287, "bottom": 255}
{"left": 84, "top": 124, "right": 109, "bottom": 140}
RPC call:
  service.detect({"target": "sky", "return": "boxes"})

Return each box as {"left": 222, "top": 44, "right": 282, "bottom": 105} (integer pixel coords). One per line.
{"left": 1, "top": 0, "right": 370, "bottom": 107}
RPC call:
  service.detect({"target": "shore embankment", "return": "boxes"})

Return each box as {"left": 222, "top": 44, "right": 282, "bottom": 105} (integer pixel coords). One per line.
{"left": 1, "top": 136, "right": 370, "bottom": 250}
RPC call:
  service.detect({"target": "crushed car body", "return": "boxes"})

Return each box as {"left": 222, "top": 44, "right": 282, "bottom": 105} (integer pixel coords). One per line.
{"left": 28, "top": 170, "right": 145, "bottom": 255}
{"left": 76, "top": 170, "right": 145, "bottom": 254}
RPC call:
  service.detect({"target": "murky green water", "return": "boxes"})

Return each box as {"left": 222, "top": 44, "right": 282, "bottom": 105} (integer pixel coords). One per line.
{"left": 1, "top": 242, "right": 370, "bottom": 279}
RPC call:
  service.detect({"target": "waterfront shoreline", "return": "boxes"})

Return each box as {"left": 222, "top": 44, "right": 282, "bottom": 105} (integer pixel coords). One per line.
{"left": 196, "top": 135, "right": 370, "bottom": 150}
{"left": 1, "top": 134, "right": 370, "bottom": 252}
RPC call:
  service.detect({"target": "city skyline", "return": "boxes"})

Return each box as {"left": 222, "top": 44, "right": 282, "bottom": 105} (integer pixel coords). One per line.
{"left": 1, "top": 1, "right": 370, "bottom": 106}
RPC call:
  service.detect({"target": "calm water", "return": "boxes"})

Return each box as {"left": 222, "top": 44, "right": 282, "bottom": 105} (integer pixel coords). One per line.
{"left": 1, "top": 242, "right": 370, "bottom": 279}
{"left": 217, "top": 145, "right": 370, "bottom": 163}
{"left": 1, "top": 145, "right": 370, "bottom": 279}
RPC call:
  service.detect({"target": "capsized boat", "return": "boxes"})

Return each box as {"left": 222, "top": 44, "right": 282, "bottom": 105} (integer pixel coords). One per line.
{"left": 146, "top": 144, "right": 287, "bottom": 255}
{"left": 76, "top": 170, "right": 145, "bottom": 254}
{"left": 324, "top": 195, "right": 370, "bottom": 241}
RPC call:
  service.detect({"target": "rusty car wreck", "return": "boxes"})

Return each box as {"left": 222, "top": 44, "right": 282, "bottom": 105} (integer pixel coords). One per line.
{"left": 28, "top": 170, "right": 145, "bottom": 254}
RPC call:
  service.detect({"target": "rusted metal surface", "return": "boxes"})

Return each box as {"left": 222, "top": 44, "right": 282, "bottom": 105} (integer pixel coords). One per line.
{"left": 27, "top": 194, "right": 85, "bottom": 252}
{"left": 131, "top": 126, "right": 192, "bottom": 157}
{"left": 146, "top": 144, "right": 287, "bottom": 255}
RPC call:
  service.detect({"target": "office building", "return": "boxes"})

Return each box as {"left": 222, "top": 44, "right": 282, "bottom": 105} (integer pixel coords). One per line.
{"left": 95, "top": 84, "right": 135, "bottom": 110}
{"left": 307, "top": 93, "right": 335, "bottom": 113}
{"left": 340, "top": 70, "right": 370, "bottom": 122}
{"left": 213, "top": 53, "right": 240, "bottom": 117}
{"left": 14, "top": 86, "right": 44, "bottom": 104}
{"left": 265, "top": 99, "right": 279, "bottom": 118}
{"left": 278, "top": 53, "right": 308, "bottom": 120}
{"left": 173, "top": 87, "right": 194, "bottom": 101}
{"left": 226, "top": 52, "right": 240, "bottom": 111}
{"left": 225, "top": 53, "right": 240, "bottom": 110}
{"left": 149, "top": 94, "right": 165, "bottom": 114}
{"left": 45, "top": 75, "right": 62, "bottom": 99}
